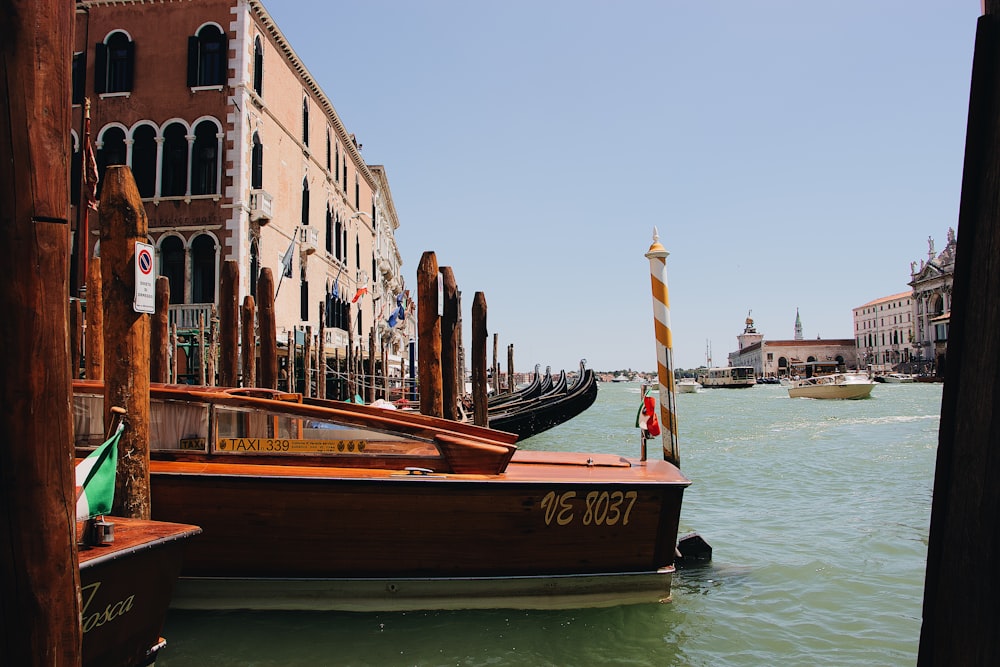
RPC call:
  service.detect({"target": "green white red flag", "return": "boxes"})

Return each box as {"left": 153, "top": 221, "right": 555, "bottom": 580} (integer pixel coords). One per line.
{"left": 75, "top": 424, "right": 123, "bottom": 520}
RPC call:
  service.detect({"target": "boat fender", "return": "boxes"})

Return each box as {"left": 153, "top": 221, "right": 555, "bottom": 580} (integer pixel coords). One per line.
{"left": 675, "top": 532, "right": 712, "bottom": 568}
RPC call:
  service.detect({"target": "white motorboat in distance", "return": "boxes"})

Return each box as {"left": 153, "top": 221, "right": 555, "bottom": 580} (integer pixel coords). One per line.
{"left": 787, "top": 373, "right": 876, "bottom": 400}
{"left": 676, "top": 379, "right": 702, "bottom": 394}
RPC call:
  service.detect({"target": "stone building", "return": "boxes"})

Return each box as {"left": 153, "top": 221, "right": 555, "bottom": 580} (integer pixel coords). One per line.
{"left": 909, "top": 229, "right": 955, "bottom": 375}
{"left": 852, "top": 291, "right": 915, "bottom": 373}
{"left": 70, "top": 0, "right": 414, "bottom": 384}
{"left": 726, "top": 314, "right": 859, "bottom": 378}
{"left": 851, "top": 229, "right": 954, "bottom": 376}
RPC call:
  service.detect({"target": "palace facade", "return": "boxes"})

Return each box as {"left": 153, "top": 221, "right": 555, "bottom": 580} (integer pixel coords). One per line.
{"left": 70, "top": 0, "right": 414, "bottom": 380}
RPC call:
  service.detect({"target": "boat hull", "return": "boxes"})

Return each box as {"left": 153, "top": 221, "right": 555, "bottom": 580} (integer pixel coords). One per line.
{"left": 148, "top": 459, "right": 686, "bottom": 609}
{"left": 787, "top": 383, "right": 875, "bottom": 400}
{"left": 78, "top": 518, "right": 200, "bottom": 667}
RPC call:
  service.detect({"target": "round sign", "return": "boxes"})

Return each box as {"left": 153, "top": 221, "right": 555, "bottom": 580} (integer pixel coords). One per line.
{"left": 137, "top": 247, "right": 153, "bottom": 274}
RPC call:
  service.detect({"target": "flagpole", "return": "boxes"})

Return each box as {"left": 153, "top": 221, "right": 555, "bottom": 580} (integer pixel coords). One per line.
{"left": 645, "top": 227, "right": 680, "bottom": 466}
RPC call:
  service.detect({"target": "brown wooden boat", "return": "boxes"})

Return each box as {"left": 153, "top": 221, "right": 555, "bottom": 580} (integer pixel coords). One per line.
{"left": 73, "top": 380, "right": 689, "bottom": 611}
{"left": 78, "top": 517, "right": 200, "bottom": 666}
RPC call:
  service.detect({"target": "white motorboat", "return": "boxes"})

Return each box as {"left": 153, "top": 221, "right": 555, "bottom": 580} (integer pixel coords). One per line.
{"left": 787, "top": 373, "right": 876, "bottom": 400}
{"left": 882, "top": 373, "right": 915, "bottom": 383}
{"left": 676, "top": 379, "right": 702, "bottom": 394}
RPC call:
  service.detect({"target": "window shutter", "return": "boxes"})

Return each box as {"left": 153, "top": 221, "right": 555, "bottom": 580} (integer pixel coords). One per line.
{"left": 94, "top": 43, "right": 107, "bottom": 94}
{"left": 123, "top": 41, "right": 135, "bottom": 91}
{"left": 187, "top": 36, "right": 199, "bottom": 86}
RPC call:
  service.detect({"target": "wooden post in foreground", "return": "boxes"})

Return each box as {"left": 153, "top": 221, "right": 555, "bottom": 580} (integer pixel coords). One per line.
{"left": 241, "top": 295, "right": 256, "bottom": 388}
{"left": 304, "top": 326, "right": 313, "bottom": 398}
{"left": 86, "top": 256, "right": 104, "bottom": 380}
{"left": 219, "top": 260, "right": 239, "bottom": 387}
{"left": 0, "top": 0, "right": 80, "bottom": 661}
{"left": 100, "top": 165, "right": 151, "bottom": 520}
{"left": 508, "top": 344, "right": 515, "bottom": 393}
{"left": 471, "top": 292, "right": 489, "bottom": 426}
{"left": 150, "top": 276, "right": 170, "bottom": 383}
{"left": 919, "top": 4, "right": 1000, "bottom": 665}
{"left": 258, "top": 268, "right": 277, "bottom": 389}
{"left": 441, "top": 266, "right": 460, "bottom": 420}
{"left": 417, "top": 251, "right": 443, "bottom": 416}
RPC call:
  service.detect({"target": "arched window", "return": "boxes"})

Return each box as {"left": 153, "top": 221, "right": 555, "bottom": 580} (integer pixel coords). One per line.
{"left": 161, "top": 122, "right": 188, "bottom": 197}
{"left": 302, "top": 98, "right": 309, "bottom": 146}
{"left": 334, "top": 143, "right": 339, "bottom": 183}
{"left": 95, "top": 31, "right": 134, "bottom": 94}
{"left": 160, "top": 236, "right": 185, "bottom": 304}
{"left": 301, "top": 177, "right": 310, "bottom": 225}
{"left": 335, "top": 213, "right": 343, "bottom": 261}
{"left": 191, "top": 119, "right": 219, "bottom": 195}
{"left": 300, "top": 264, "right": 309, "bottom": 322}
{"left": 251, "top": 132, "right": 263, "bottom": 190}
{"left": 191, "top": 234, "right": 217, "bottom": 304}
{"left": 187, "top": 25, "right": 227, "bottom": 87}
{"left": 325, "top": 205, "right": 333, "bottom": 254}
{"left": 131, "top": 124, "right": 157, "bottom": 198}
{"left": 355, "top": 234, "right": 360, "bottom": 270}
{"left": 253, "top": 36, "right": 264, "bottom": 96}
{"left": 96, "top": 126, "right": 126, "bottom": 197}
{"left": 325, "top": 129, "right": 331, "bottom": 171}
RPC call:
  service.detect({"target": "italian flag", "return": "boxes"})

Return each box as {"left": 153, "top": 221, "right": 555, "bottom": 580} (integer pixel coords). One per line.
{"left": 75, "top": 424, "right": 122, "bottom": 520}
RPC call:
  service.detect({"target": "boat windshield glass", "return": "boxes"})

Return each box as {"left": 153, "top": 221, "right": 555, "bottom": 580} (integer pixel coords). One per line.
{"left": 213, "top": 405, "right": 439, "bottom": 457}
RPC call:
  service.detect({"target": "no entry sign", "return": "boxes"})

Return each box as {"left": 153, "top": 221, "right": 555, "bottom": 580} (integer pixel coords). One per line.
{"left": 134, "top": 242, "right": 155, "bottom": 314}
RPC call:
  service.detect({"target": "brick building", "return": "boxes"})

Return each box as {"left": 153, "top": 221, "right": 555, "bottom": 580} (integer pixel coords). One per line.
{"left": 70, "top": 0, "right": 413, "bottom": 383}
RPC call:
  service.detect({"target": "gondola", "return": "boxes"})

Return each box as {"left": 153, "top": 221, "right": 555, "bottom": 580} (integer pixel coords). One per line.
{"left": 489, "top": 362, "right": 599, "bottom": 440}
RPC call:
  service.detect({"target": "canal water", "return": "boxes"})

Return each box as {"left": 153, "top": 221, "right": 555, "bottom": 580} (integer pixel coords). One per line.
{"left": 158, "top": 380, "right": 941, "bottom": 666}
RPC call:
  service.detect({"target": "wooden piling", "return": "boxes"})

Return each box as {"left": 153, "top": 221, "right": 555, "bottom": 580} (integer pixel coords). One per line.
{"left": 417, "top": 251, "right": 443, "bottom": 416}
{"left": 0, "top": 0, "right": 80, "bottom": 661}
{"left": 86, "top": 256, "right": 104, "bottom": 380}
{"left": 198, "top": 313, "right": 206, "bottom": 385}
{"left": 288, "top": 329, "right": 297, "bottom": 393}
{"left": 318, "top": 300, "right": 326, "bottom": 398}
{"left": 471, "top": 292, "right": 488, "bottom": 426}
{"left": 508, "top": 344, "right": 515, "bottom": 393}
{"left": 219, "top": 260, "right": 239, "bottom": 388}
{"left": 368, "top": 328, "right": 376, "bottom": 402}
{"left": 242, "top": 296, "right": 256, "bottom": 388}
{"left": 70, "top": 299, "right": 82, "bottom": 379}
{"left": 99, "top": 165, "right": 151, "bottom": 520}
{"left": 151, "top": 276, "right": 170, "bottom": 383}
{"left": 207, "top": 307, "right": 218, "bottom": 386}
{"left": 918, "top": 4, "right": 1000, "bottom": 665}
{"left": 304, "top": 326, "right": 313, "bottom": 398}
{"left": 441, "top": 266, "right": 460, "bottom": 420}
{"left": 258, "top": 268, "right": 277, "bottom": 389}
{"left": 492, "top": 333, "right": 499, "bottom": 394}
{"left": 170, "top": 322, "right": 178, "bottom": 383}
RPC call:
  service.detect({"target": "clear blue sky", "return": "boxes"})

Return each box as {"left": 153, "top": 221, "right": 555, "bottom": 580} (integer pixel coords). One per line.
{"left": 265, "top": 0, "right": 981, "bottom": 372}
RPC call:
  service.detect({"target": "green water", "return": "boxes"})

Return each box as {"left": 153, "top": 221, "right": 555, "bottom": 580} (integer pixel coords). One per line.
{"left": 158, "top": 381, "right": 940, "bottom": 666}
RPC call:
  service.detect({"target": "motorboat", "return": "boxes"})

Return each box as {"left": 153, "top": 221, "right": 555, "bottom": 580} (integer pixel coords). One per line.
{"left": 72, "top": 379, "right": 689, "bottom": 611}
{"left": 676, "top": 379, "right": 702, "bottom": 394}
{"left": 787, "top": 372, "right": 876, "bottom": 400}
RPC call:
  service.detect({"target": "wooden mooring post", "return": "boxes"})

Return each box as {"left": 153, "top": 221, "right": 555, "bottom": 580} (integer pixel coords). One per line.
{"left": 86, "top": 256, "right": 104, "bottom": 380}
{"left": 441, "top": 266, "right": 460, "bottom": 420}
{"left": 471, "top": 292, "right": 488, "bottom": 426}
{"left": 0, "top": 0, "right": 80, "bottom": 661}
{"left": 242, "top": 295, "right": 256, "bottom": 388}
{"left": 417, "top": 251, "right": 443, "bottom": 416}
{"left": 258, "top": 268, "right": 277, "bottom": 389}
{"left": 100, "top": 165, "right": 151, "bottom": 520}
{"left": 151, "top": 276, "right": 170, "bottom": 384}
{"left": 218, "top": 260, "right": 239, "bottom": 388}
{"left": 918, "top": 3, "right": 1000, "bottom": 664}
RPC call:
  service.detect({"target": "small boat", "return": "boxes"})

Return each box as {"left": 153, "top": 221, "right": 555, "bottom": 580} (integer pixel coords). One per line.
{"left": 696, "top": 366, "right": 756, "bottom": 388}
{"left": 79, "top": 517, "right": 200, "bottom": 667}
{"left": 882, "top": 373, "right": 916, "bottom": 383}
{"left": 787, "top": 372, "right": 876, "bottom": 400}
{"left": 676, "top": 379, "right": 702, "bottom": 394}
{"left": 73, "top": 379, "right": 689, "bottom": 611}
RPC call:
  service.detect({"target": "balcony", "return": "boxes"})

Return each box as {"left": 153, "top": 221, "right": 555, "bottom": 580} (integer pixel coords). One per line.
{"left": 299, "top": 227, "right": 319, "bottom": 254}
{"left": 249, "top": 189, "right": 273, "bottom": 224}
{"left": 169, "top": 303, "right": 215, "bottom": 330}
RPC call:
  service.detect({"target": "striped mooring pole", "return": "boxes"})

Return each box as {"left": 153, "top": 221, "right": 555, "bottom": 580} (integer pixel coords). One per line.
{"left": 645, "top": 228, "right": 680, "bottom": 466}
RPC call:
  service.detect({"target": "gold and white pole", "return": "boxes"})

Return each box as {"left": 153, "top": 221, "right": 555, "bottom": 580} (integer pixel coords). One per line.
{"left": 645, "top": 228, "right": 680, "bottom": 466}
